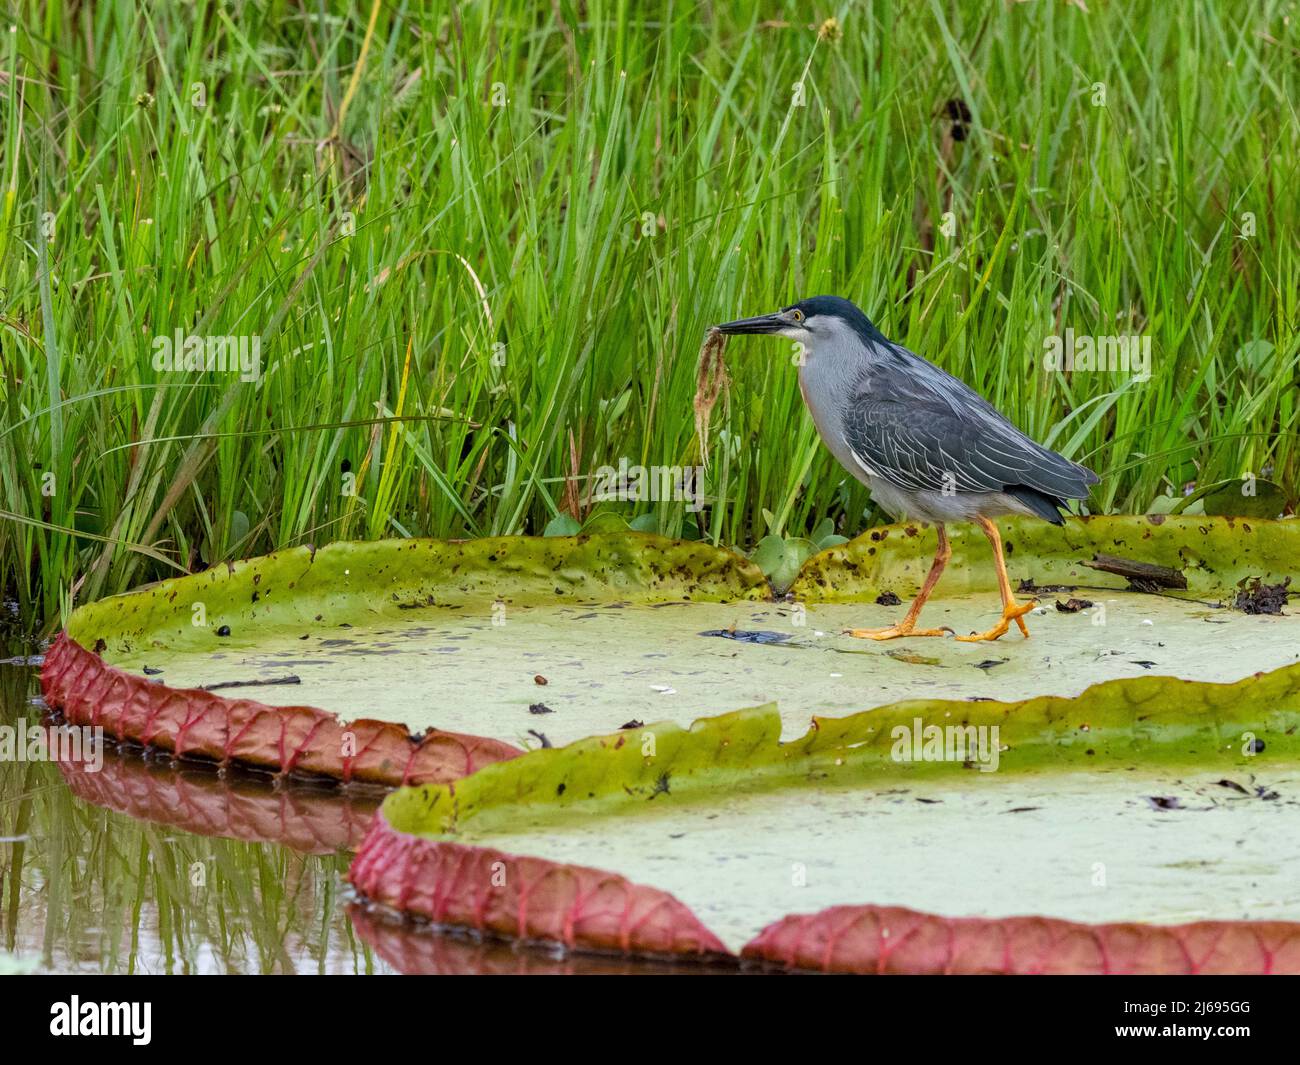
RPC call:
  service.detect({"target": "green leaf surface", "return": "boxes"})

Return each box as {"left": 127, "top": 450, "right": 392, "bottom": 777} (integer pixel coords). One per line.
{"left": 389, "top": 666, "right": 1300, "bottom": 837}
{"left": 67, "top": 532, "right": 770, "bottom": 655}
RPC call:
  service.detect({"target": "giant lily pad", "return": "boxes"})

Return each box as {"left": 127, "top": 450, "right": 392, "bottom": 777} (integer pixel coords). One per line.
{"left": 40, "top": 520, "right": 1300, "bottom": 782}
{"left": 41, "top": 533, "right": 765, "bottom": 784}
{"left": 353, "top": 668, "right": 1300, "bottom": 972}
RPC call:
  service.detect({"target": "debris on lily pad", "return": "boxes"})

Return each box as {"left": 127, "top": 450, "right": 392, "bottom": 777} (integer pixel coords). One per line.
{"left": 1235, "top": 576, "right": 1290, "bottom": 615}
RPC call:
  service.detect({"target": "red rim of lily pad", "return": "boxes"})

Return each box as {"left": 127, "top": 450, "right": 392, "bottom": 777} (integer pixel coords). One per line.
{"left": 347, "top": 807, "right": 729, "bottom": 960}
{"left": 348, "top": 904, "right": 726, "bottom": 975}
{"left": 40, "top": 632, "right": 523, "bottom": 787}
{"left": 742, "top": 905, "right": 1300, "bottom": 975}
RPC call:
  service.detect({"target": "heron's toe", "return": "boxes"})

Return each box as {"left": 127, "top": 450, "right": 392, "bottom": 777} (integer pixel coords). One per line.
{"left": 955, "top": 598, "right": 1037, "bottom": 642}
{"left": 1007, "top": 597, "right": 1036, "bottom": 636}
{"left": 955, "top": 624, "right": 1011, "bottom": 643}
{"left": 845, "top": 624, "right": 951, "bottom": 641}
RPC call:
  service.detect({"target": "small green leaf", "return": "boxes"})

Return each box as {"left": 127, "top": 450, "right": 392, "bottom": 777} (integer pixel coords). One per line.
{"left": 750, "top": 533, "right": 786, "bottom": 576}
{"left": 1144, "top": 494, "right": 1183, "bottom": 515}
{"left": 1171, "top": 478, "right": 1287, "bottom": 519}
{"left": 1234, "top": 339, "right": 1276, "bottom": 377}
{"left": 750, "top": 534, "right": 815, "bottom": 593}
{"left": 811, "top": 517, "right": 836, "bottom": 544}
{"left": 1201, "top": 478, "right": 1288, "bottom": 519}
{"left": 543, "top": 513, "right": 583, "bottom": 537}
{"left": 230, "top": 509, "right": 250, "bottom": 548}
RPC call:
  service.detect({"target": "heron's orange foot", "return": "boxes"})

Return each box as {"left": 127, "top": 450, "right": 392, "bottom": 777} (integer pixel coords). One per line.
{"left": 845, "top": 622, "right": 952, "bottom": 641}
{"left": 955, "top": 599, "right": 1036, "bottom": 643}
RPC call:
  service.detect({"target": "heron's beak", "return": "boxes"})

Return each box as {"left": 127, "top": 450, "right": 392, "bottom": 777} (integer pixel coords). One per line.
{"left": 714, "top": 311, "right": 785, "bottom": 335}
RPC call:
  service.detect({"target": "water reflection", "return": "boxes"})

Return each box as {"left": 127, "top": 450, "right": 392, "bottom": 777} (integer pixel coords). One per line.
{"left": 350, "top": 906, "right": 739, "bottom": 975}
{"left": 1, "top": 657, "right": 373, "bottom": 972}
{"left": 56, "top": 744, "right": 382, "bottom": 855}
{"left": 1, "top": 649, "right": 711, "bottom": 975}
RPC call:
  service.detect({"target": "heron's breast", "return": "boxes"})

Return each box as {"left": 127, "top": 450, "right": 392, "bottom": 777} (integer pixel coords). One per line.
{"left": 798, "top": 357, "right": 864, "bottom": 475}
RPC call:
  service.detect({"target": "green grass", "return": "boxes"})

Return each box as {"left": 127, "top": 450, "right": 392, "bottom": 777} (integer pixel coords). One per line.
{"left": 1, "top": 0, "right": 1297, "bottom": 629}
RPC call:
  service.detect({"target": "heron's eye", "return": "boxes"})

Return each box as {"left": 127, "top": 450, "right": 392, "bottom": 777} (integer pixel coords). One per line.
{"left": 790, "top": 308, "right": 804, "bottom": 323}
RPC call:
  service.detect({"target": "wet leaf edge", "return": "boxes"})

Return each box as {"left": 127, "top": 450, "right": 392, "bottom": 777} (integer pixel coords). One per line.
{"left": 347, "top": 815, "right": 729, "bottom": 960}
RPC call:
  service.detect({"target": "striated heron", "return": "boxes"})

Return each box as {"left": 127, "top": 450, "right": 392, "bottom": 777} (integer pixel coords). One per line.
{"left": 716, "top": 295, "right": 1098, "bottom": 642}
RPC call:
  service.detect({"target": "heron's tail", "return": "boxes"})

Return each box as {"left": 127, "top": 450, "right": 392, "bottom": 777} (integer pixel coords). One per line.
{"left": 1005, "top": 485, "right": 1067, "bottom": 525}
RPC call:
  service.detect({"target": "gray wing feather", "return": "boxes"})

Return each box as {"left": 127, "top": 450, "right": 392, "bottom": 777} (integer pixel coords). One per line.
{"left": 841, "top": 343, "right": 1098, "bottom": 500}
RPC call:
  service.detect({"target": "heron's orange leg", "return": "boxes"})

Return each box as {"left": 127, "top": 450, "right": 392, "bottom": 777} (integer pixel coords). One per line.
{"left": 955, "top": 516, "right": 1035, "bottom": 642}
{"left": 847, "top": 525, "right": 954, "bottom": 640}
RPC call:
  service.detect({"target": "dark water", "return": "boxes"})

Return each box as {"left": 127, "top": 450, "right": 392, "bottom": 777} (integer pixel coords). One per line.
{"left": 0, "top": 645, "right": 722, "bottom": 975}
